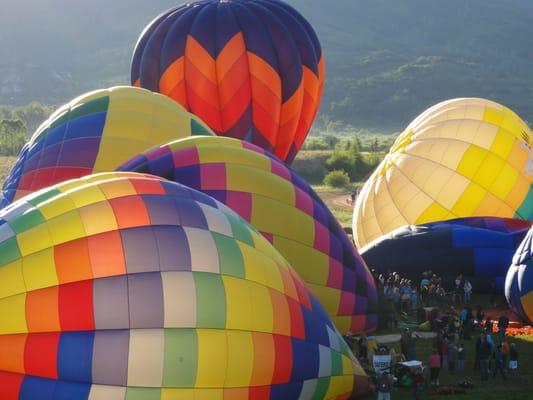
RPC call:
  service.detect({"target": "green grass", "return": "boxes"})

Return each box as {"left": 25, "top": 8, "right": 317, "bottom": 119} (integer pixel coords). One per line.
{"left": 0, "top": 156, "right": 15, "bottom": 184}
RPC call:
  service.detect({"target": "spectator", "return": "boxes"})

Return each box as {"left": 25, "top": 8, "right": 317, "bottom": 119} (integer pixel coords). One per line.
{"left": 493, "top": 345, "right": 507, "bottom": 380}
{"left": 448, "top": 342, "right": 458, "bottom": 374}
{"left": 412, "top": 366, "right": 424, "bottom": 400}
{"left": 475, "top": 305, "right": 485, "bottom": 325}
{"left": 464, "top": 279, "right": 472, "bottom": 304}
{"left": 441, "top": 336, "right": 449, "bottom": 369}
{"left": 479, "top": 334, "right": 492, "bottom": 381}
{"left": 509, "top": 343, "right": 518, "bottom": 375}
{"left": 462, "top": 307, "right": 473, "bottom": 339}
{"left": 376, "top": 371, "right": 394, "bottom": 400}
{"left": 358, "top": 333, "right": 368, "bottom": 361}
{"left": 498, "top": 314, "right": 510, "bottom": 341}
{"left": 410, "top": 286, "right": 418, "bottom": 313}
{"left": 436, "top": 285, "right": 446, "bottom": 307}
{"left": 400, "top": 280, "right": 411, "bottom": 313}
{"left": 457, "top": 343, "right": 466, "bottom": 374}
{"left": 484, "top": 316, "right": 493, "bottom": 334}
{"left": 428, "top": 349, "right": 441, "bottom": 386}
{"left": 474, "top": 334, "right": 481, "bottom": 370}
{"left": 454, "top": 274, "right": 463, "bottom": 304}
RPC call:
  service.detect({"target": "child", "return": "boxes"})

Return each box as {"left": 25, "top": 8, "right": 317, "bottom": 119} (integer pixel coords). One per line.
{"left": 509, "top": 343, "right": 518, "bottom": 375}
{"left": 429, "top": 349, "right": 441, "bottom": 386}
{"left": 457, "top": 343, "right": 465, "bottom": 373}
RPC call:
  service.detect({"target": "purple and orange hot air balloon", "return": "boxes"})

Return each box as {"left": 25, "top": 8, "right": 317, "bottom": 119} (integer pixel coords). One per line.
{"left": 131, "top": 0, "right": 325, "bottom": 163}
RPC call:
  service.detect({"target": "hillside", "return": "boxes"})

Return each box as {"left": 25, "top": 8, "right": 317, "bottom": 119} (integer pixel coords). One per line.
{"left": 1, "top": 0, "right": 532, "bottom": 131}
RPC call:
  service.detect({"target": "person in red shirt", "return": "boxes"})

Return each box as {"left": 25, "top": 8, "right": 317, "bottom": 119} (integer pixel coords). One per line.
{"left": 428, "top": 349, "right": 441, "bottom": 386}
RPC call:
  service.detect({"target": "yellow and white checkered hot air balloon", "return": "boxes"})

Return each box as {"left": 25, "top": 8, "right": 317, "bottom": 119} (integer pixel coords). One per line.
{"left": 353, "top": 98, "right": 533, "bottom": 248}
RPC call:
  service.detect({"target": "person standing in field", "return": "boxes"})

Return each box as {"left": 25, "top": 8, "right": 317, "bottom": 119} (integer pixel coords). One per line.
{"left": 463, "top": 279, "right": 472, "bottom": 304}
{"left": 376, "top": 371, "right": 394, "bottom": 400}
{"left": 457, "top": 343, "right": 465, "bottom": 374}
{"left": 498, "top": 314, "right": 509, "bottom": 342}
{"left": 509, "top": 343, "right": 518, "bottom": 376}
{"left": 448, "top": 342, "right": 458, "bottom": 375}
{"left": 492, "top": 344, "right": 507, "bottom": 380}
{"left": 478, "top": 334, "right": 492, "bottom": 381}
{"left": 429, "top": 349, "right": 441, "bottom": 386}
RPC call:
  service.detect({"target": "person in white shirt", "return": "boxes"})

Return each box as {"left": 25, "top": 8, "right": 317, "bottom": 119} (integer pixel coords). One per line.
{"left": 463, "top": 280, "right": 472, "bottom": 304}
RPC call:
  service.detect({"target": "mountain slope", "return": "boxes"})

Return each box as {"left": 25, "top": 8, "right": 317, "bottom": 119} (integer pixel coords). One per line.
{"left": 1, "top": 0, "right": 532, "bottom": 131}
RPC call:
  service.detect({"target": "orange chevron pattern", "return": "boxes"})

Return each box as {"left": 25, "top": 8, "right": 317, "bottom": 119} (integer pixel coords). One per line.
{"left": 133, "top": 1, "right": 325, "bottom": 163}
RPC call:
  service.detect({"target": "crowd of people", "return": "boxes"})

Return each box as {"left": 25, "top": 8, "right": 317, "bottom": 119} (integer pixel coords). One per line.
{"left": 427, "top": 311, "right": 517, "bottom": 386}
{"left": 349, "top": 269, "right": 522, "bottom": 399}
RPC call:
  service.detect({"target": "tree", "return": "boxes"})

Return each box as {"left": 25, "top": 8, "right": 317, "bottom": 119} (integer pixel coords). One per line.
{"left": 13, "top": 102, "right": 53, "bottom": 134}
{"left": 322, "top": 134, "right": 340, "bottom": 149}
{"left": 356, "top": 137, "right": 363, "bottom": 152}
{"left": 324, "top": 170, "right": 349, "bottom": 188}
{"left": 349, "top": 138, "right": 360, "bottom": 156}
{"left": 370, "top": 138, "right": 379, "bottom": 152}
{"left": 326, "top": 151, "right": 354, "bottom": 174}
{"left": 0, "top": 119, "right": 26, "bottom": 156}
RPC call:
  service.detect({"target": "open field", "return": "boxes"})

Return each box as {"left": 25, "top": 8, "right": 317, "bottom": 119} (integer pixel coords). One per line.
{"left": 0, "top": 156, "right": 15, "bottom": 184}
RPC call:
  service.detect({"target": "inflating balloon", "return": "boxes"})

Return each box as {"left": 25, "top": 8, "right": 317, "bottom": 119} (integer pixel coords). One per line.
{"left": 131, "top": 0, "right": 325, "bottom": 163}
{"left": 353, "top": 98, "right": 533, "bottom": 248}
{"left": 506, "top": 227, "right": 533, "bottom": 325}
{"left": 362, "top": 217, "right": 531, "bottom": 292}
{"left": 0, "top": 172, "right": 368, "bottom": 399}
{"left": 118, "top": 136, "right": 377, "bottom": 334}
{"left": 1, "top": 86, "right": 213, "bottom": 207}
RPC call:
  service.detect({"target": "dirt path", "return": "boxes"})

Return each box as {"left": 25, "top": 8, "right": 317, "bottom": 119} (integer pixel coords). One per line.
{"left": 317, "top": 190, "right": 354, "bottom": 210}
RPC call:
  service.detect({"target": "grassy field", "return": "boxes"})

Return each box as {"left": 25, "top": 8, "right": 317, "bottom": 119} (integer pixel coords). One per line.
{"left": 0, "top": 156, "right": 15, "bottom": 184}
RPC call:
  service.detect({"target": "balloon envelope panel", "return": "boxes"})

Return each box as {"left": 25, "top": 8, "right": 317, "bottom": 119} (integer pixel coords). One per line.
{"left": 131, "top": 0, "right": 325, "bottom": 163}
{"left": 118, "top": 136, "right": 377, "bottom": 334}
{"left": 0, "top": 172, "right": 367, "bottom": 399}
{"left": 1, "top": 86, "right": 213, "bottom": 207}
{"left": 506, "top": 227, "right": 533, "bottom": 324}
{"left": 361, "top": 217, "right": 531, "bottom": 292}
{"left": 353, "top": 98, "right": 533, "bottom": 248}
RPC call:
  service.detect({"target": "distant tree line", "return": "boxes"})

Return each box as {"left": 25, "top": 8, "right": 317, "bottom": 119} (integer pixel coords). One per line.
{"left": 295, "top": 132, "right": 389, "bottom": 188}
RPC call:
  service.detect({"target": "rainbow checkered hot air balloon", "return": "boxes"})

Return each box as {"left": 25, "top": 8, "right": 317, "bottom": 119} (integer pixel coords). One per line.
{"left": 353, "top": 98, "right": 533, "bottom": 248}
{"left": 0, "top": 172, "right": 368, "bottom": 399}
{"left": 131, "top": 0, "right": 325, "bottom": 163}
{"left": 118, "top": 136, "right": 378, "bottom": 334}
{"left": 0, "top": 86, "right": 213, "bottom": 207}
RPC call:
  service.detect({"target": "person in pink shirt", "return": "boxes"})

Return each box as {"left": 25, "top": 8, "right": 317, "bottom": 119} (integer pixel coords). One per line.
{"left": 429, "top": 349, "right": 441, "bottom": 386}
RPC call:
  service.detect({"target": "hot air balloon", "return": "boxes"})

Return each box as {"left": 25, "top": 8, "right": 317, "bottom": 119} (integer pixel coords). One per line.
{"left": 131, "top": 0, "right": 325, "bottom": 163}
{"left": 118, "top": 136, "right": 377, "bottom": 334}
{"left": 506, "top": 227, "right": 533, "bottom": 325}
{"left": 361, "top": 217, "right": 531, "bottom": 292}
{"left": 1, "top": 86, "right": 213, "bottom": 207}
{"left": 0, "top": 172, "right": 368, "bottom": 399}
{"left": 353, "top": 98, "right": 533, "bottom": 248}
